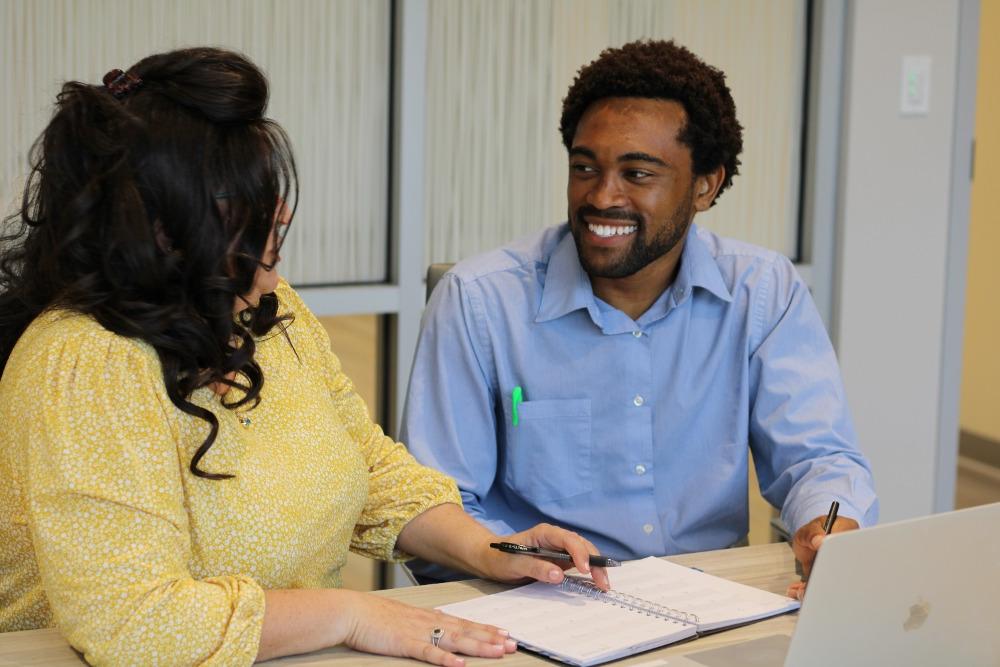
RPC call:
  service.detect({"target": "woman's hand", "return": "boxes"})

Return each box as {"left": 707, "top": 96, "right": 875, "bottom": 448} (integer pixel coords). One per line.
{"left": 397, "top": 505, "right": 612, "bottom": 591}
{"left": 482, "top": 522, "right": 611, "bottom": 591}
{"left": 337, "top": 590, "right": 516, "bottom": 667}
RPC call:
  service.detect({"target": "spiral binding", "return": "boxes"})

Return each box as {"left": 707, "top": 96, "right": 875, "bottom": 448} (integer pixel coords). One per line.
{"left": 558, "top": 575, "right": 700, "bottom": 625}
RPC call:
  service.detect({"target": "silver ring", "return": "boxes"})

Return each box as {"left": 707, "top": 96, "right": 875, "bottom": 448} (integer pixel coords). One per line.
{"left": 431, "top": 627, "right": 444, "bottom": 647}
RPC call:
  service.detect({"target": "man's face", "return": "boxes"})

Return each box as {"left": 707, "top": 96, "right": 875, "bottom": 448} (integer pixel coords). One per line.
{"left": 567, "top": 97, "right": 699, "bottom": 279}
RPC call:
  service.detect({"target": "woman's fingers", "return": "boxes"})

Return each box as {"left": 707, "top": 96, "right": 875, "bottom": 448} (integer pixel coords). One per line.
{"left": 577, "top": 535, "right": 611, "bottom": 590}
{"left": 401, "top": 618, "right": 516, "bottom": 666}
{"left": 508, "top": 523, "right": 612, "bottom": 590}
{"left": 439, "top": 628, "right": 515, "bottom": 658}
{"left": 343, "top": 595, "right": 513, "bottom": 665}
{"left": 516, "top": 554, "right": 567, "bottom": 584}
{"left": 457, "top": 622, "right": 514, "bottom": 646}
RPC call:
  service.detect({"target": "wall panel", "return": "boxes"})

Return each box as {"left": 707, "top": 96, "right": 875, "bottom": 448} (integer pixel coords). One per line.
{"left": 1, "top": 0, "right": 390, "bottom": 284}
{"left": 424, "top": 0, "right": 806, "bottom": 265}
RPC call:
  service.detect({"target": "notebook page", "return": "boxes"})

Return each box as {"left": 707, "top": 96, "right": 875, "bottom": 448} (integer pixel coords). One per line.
{"left": 439, "top": 580, "right": 696, "bottom": 666}
{"left": 608, "top": 557, "right": 799, "bottom": 632}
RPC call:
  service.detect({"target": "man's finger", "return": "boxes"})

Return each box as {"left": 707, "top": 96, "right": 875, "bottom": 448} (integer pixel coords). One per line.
{"left": 786, "top": 581, "right": 806, "bottom": 601}
{"left": 794, "top": 519, "right": 825, "bottom": 546}
{"left": 809, "top": 533, "right": 826, "bottom": 550}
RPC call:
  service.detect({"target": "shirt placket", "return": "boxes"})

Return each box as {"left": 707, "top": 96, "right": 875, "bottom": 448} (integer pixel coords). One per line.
{"left": 618, "top": 325, "right": 663, "bottom": 552}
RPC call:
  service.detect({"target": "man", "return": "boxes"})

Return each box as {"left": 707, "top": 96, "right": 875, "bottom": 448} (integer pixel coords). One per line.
{"left": 401, "top": 40, "right": 877, "bottom": 587}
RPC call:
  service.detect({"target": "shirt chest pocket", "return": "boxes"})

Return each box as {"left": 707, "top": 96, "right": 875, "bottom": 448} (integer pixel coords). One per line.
{"left": 503, "top": 398, "right": 592, "bottom": 503}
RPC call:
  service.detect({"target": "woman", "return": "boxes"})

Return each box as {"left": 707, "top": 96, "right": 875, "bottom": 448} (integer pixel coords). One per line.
{"left": 0, "top": 48, "right": 608, "bottom": 666}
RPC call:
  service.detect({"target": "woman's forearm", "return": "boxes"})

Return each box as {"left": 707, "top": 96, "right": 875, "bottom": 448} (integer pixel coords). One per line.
{"left": 395, "top": 502, "right": 498, "bottom": 579}
{"left": 257, "top": 588, "right": 357, "bottom": 662}
{"left": 396, "top": 503, "right": 611, "bottom": 590}
{"left": 257, "top": 583, "right": 515, "bottom": 664}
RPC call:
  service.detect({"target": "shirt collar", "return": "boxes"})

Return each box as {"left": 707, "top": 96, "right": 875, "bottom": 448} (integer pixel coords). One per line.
{"left": 536, "top": 230, "right": 599, "bottom": 324}
{"left": 534, "top": 223, "right": 732, "bottom": 325}
{"left": 669, "top": 224, "right": 733, "bottom": 307}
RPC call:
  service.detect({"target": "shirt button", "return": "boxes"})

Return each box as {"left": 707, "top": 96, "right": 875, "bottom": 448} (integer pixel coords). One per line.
{"left": 633, "top": 395, "right": 644, "bottom": 407}
{"left": 643, "top": 523, "right": 654, "bottom": 534}
{"left": 632, "top": 330, "right": 642, "bottom": 338}
{"left": 634, "top": 464, "right": 646, "bottom": 475}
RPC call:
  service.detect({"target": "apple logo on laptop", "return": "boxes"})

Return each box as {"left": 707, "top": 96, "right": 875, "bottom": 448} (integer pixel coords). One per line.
{"left": 903, "top": 597, "right": 930, "bottom": 631}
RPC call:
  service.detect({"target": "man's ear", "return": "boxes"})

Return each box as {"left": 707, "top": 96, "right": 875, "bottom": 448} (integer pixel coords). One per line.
{"left": 693, "top": 165, "right": 726, "bottom": 212}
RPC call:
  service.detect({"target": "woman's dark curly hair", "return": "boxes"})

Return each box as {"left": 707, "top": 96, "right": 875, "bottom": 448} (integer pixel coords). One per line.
{"left": 0, "top": 47, "right": 297, "bottom": 479}
{"left": 559, "top": 39, "right": 743, "bottom": 204}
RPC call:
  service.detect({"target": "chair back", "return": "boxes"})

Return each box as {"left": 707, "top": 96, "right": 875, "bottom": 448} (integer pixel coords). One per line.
{"left": 425, "top": 263, "right": 455, "bottom": 302}
{"left": 402, "top": 261, "right": 457, "bottom": 587}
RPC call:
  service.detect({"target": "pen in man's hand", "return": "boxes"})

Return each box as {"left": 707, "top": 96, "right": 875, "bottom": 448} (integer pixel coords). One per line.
{"left": 822, "top": 500, "right": 840, "bottom": 535}
{"left": 799, "top": 500, "right": 841, "bottom": 584}
{"left": 490, "top": 542, "right": 622, "bottom": 567}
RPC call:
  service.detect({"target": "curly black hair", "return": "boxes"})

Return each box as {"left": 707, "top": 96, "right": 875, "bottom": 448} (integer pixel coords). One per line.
{"left": 560, "top": 40, "right": 743, "bottom": 204}
{"left": 0, "top": 47, "right": 297, "bottom": 480}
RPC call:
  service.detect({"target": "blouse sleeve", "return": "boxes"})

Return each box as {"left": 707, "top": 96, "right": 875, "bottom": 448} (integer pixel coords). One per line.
{"left": 18, "top": 320, "right": 264, "bottom": 666}
{"left": 275, "top": 282, "right": 462, "bottom": 561}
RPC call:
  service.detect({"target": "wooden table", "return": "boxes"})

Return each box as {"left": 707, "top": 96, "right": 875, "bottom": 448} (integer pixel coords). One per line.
{"left": 0, "top": 543, "right": 799, "bottom": 666}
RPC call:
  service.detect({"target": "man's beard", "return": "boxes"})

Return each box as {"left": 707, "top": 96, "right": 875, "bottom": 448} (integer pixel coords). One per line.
{"left": 570, "top": 185, "right": 695, "bottom": 279}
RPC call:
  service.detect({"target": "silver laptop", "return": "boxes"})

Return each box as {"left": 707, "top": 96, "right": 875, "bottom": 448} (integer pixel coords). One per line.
{"left": 667, "top": 502, "right": 1000, "bottom": 667}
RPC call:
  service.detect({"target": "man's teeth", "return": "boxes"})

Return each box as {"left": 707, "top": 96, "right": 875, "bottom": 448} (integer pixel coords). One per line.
{"left": 588, "top": 223, "right": 636, "bottom": 238}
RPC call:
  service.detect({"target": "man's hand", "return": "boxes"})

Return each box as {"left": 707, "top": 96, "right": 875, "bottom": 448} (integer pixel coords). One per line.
{"left": 786, "top": 515, "right": 859, "bottom": 600}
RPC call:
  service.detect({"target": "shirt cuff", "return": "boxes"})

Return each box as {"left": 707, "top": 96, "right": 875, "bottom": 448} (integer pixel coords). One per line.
{"left": 783, "top": 497, "right": 871, "bottom": 535}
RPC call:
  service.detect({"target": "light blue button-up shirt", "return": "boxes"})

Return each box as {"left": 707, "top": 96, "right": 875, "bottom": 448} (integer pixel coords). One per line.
{"left": 402, "top": 223, "right": 877, "bottom": 564}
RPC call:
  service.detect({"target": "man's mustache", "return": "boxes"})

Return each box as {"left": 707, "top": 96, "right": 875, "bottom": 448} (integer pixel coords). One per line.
{"left": 576, "top": 205, "right": 642, "bottom": 225}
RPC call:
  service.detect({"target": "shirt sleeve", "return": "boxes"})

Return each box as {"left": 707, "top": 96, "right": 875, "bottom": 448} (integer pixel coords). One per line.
{"left": 400, "top": 274, "right": 516, "bottom": 537}
{"left": 21, "top": 324, "right": 264, "bottom": 666}
{"left": 747, "top": 257, "right": 880, "bottom": 533}
{"left": 275, "top": 282, "right": 461, "bottom": 561}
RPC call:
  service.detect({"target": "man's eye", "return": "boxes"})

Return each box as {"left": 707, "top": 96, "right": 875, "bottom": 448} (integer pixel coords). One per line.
{"left": 571, "top": 163, "right": 596, "bottom": 174}
{"left": 626, "top": 170, "right": 653, "bottom": 180}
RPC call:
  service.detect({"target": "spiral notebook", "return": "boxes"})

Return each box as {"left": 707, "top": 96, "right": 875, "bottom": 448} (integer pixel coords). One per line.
{"left": 438, "top": 556, "right": 799, "bottom": 667}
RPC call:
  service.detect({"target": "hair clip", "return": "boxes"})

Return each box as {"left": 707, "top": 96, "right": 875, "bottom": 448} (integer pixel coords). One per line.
{"left": 102, "top": 68, "right": 143, "bottom": 100}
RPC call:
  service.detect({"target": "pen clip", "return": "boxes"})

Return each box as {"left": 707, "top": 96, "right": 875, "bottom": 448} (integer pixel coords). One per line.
{"left": 491, "top": 541, "right": 537, "bottom": 555}
{"left": 822, "top": 500, "right": 840, "bottom": 534}
{"left": 511, "top": 386, "right": 523, "bottom": 426}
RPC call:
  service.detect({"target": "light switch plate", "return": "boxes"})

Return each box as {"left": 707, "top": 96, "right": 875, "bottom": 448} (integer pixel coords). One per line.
{"left": 900, "top": 55, "right": 931, "bottom": 116}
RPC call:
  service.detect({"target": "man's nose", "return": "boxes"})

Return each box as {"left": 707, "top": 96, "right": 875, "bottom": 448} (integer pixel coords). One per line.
{"left": 585, "top": 174, "right": 627, "bottom": 210}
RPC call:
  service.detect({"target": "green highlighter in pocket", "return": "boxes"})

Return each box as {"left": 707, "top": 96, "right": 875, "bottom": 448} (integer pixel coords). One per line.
{"left": 511, "top": 385, "right": 523, "bottom": 426}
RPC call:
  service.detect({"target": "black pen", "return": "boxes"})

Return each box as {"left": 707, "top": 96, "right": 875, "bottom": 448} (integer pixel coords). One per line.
{"left": 490, "top": 542, "right": 622, "bottom": 567}
{"left": 800, "top": 501, "right": 840, "bottom": 583}
{"left": 822, "top": 500, "right": 840, "bottom": 535}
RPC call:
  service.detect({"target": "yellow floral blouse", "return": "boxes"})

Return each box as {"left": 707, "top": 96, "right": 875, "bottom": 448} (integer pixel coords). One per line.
{"left": 0, "top": 280, "right": 460, "bottom": 665}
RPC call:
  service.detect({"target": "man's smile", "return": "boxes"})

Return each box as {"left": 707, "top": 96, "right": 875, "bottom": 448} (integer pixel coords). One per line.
{"left": 587, "top": 222, "right": 637, "bottom": 238}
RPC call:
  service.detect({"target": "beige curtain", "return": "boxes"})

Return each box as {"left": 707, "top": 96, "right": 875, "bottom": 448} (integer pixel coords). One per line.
{"left": 0, "top": 0, "right": 390, "bottom": 285}
{"left": 424, "top": 0, "right": 806, "bottom": 265}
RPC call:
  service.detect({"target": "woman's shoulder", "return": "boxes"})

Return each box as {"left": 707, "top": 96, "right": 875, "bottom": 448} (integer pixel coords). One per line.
{"left": 272, "top": 278, "right": 326, "bottom": 337}
{"left": 267, "top": 277, "right": 338, "bottom": 363}
{"left": 273, "top": 278, "right": 312, "bottom": 318}
{"left": 8, "top": 309, "right": 158, "bottom": 381}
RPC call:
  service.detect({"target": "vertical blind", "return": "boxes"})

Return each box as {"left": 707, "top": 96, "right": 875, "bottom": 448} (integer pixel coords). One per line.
{"left": 3, "top": 1, "right": 808, "bottom": 283}
{"left": 0, "top": 0, "right": 390, "bottom": 285}
{"left": 424, "top": 0, "right": 807, "bottom": 265}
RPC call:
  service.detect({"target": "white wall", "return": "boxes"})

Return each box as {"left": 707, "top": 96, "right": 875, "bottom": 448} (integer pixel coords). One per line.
{"left": 834, "top": 0, "right": 976, "bottom": 521}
